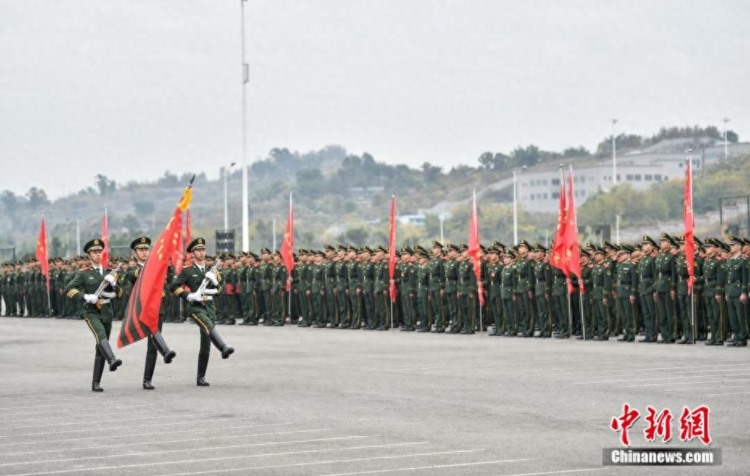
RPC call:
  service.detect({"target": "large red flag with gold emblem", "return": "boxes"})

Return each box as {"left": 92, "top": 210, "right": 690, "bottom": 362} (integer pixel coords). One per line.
{"left": 117, "top": 186, "right": 192, "bottom": 348}
{"left": 35, "top": 215, "right": 50, "bottom": 291}
{"left": 684, "top": 158, "right": 695, "bottom": 293}
{"left": 468, "top": 191, "right": 485, "bottom": 307}
{"left": 565, "top": 166, "right": 583, "bottom": 291}
{"left": 280, "top": 192, "right": 294, "bottom": 291}
{"left": 550, "top": 167, "right": 568, "bottom": 276}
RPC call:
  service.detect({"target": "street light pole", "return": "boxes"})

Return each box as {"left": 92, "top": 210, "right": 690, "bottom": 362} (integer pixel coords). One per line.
{"left": 240, "top": 0, "right": 250, "bottom": 252}
{"left": 612, "top": 118, "right": 618, "bottom": 186}
{"left": 223, "top": 162, "right": 236, "bottom": 230}
{"left": 723, "top": 117, "right": 730, "bottom": 160}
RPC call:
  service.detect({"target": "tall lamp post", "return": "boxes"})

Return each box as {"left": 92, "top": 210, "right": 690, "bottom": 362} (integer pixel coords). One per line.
{"left": 223, "top": 162, "right": 236, "bottom": 230}
{"left": 240, "top": 0, "right": 250, "bottom": 252}
{"left": 438, "top": 213, "right": 449, "bottom": 243}
{"left": 612, "top": 118, "right": 618, "bottom": 186}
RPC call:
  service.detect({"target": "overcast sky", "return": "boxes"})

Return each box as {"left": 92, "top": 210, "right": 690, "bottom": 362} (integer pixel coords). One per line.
{"left": 1, "top": 0, "right": 748, "bottom": 200}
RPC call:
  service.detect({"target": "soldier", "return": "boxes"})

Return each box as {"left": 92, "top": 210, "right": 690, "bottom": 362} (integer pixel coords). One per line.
{"left": 428, "top": 241, "right": 446, "bottom": 333}
{"left": 513, "top": 240, "right": 534, "bottom": 337}
{"left": 578, "top": 249, "right": 594, "bottom": 340}
{"left": 258, "top": 248, "right": 273, "bottom": 325}
{"left": 654, "top": 234, "right": 677, "bottom": 343}
{"left": 615, "top": 245, "right": 638, "bottom": 342}
{"left": 334, "top": 246, "right": 349, "bottom": 328}
{"left": 591, "top": 246, "right": 612, "bottom": 340}
{"left": 123, "top": 236, "right": 177, "bottom": 390}
{"left": 532, "top": 244, "right": 552, "bottom": 337}
{"left": 169, "top": 237, "right": 234, "bottom": 386}
{"left": 64, "top": 238, "right": 124, "bottom": 392}
{"left": 360, "top": 248, "right": 375, "bottom": 329}
{"left": 487, "top": 247, "right": 503, "bottom": 336}
{"left": 674, "top": 236, "right": 695, "bottom": 344}
{"left": 703, "top": 239, "right": 726, "bottom": 345}
{"left": 372, "top": 246, "right": 389, "bottom": 331}
{"left": 323, "top": 246, "right": 338, "bottom": 328}
{"left": 443, "top": 244, "right": 460, "bottom": 333}
{"left": 724, "top": 236, "right": 747, "bottom": 347}
{"left": 637, "top": 236, "right": 658, "bottom": 343}
{"left": 346, "top": 247, "right": 362, "bottom": 329}
{"left": 500, "top": 250, "right": 516, "bottom": 336}
{"left": 400, "top": 247, "right": 417, "bottom": 331}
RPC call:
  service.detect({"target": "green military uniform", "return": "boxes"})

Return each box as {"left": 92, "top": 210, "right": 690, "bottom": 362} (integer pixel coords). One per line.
{"left": 636, "top": 238, "right": 657, "bottom": 342}
{"left": 500, "top": 255, "right": 516, "bottom": 335}
{"left": 427, "top": 246, "right": 446, "bottom": 332}
{"left": 64, "top": 238, "right": 124, "bottom": 392}
{"left": 615, "top": 249, "right": 638, "bottom": 342}
{"left": 513, "top": 250, "right": 534, "bottom": 337}
{"left": 724, "top": 240, "right": 748, "bottom": 346}
{"left": 702, "top": 242, "right": 726, "bottom": 344}
{"left": 654, "top": 236, "right": 677, "bottom": 342}
{"left": 443, "top": 249, "right": 460, "bottom": 332}
{"left": 532, "top": 255, "right": 552, "bottom": 337}
{"left": 487, "top": 257, "right": 503, "bottom": 336}
{"left": 591, "top": 252, "right": 612, "bottom": 340}
{"left": 169, "top": 237, "right": 234, "bottom": 386}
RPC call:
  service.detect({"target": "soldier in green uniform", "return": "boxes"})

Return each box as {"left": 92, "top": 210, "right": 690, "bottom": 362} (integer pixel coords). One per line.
{"left": 64, "top": 238, "right": 124, "bottom": 392}
{"left": 499, "top": 250, "right": 516, "bottom": 336}
{"left": 334, "top": 246, "right": 349, "bottom": 328}
{"left": 360, "top": 248, "right": 375, "bottom": 329}
{"left": 674, "top": 236, "right": 694, "bottom": 344}
{"left": 703, "top": 239, "right": 726, "bottom": 345}
{"left": 257, "top": 248, "right": 272, "bottom": 325}
{"left": 323, "top": 246, "right": 338, "bottom": 328}
{"left": 532, "top": 244, "right": 552, "bottom": 337}
{"left": 372, "top": 246, "right": 389, "bottom": 330}
{"left": 414, "top": 249, "right": 430, "bottom": 332}
{"left": 443, "top": 244, "right": 460, "bottom": 333}
{"left": 487, "top": 247, "right": 503, "bottom": 336}
{"left": 637, "top": 236, "right": 658, "bottom": 343}
{"left": 513, "top": 241, "right": 534, "bottom": 337}
{"left": 169, "top": 237, "right": 234, "bottom": 386}
{"left": 400, "top": 247, "right": 417, "bottom": 331}
{"left": 578, "top": 249, "right": 594, "bottom": 340}
{"left": 615, "top": 245, "right": 638, "bottom": 342}
{"left": 654, "top": 234, "right": 677, "bottom": 343}
{"left": 724, "top": 236, "right": 747, "bottom": 347}
{"left": 311, "top": 251, "right": 327, "bottom": 327}
{"left": 346, "top": 247, "right": 362, "bottom": 329}
{"left": 124, "top": 236, "right": 177, "bottom": 390}
{"left": 591, "top": 246, "right": 612, "bottom": 340}
{"left": 427, "top": 242, "right": 446, "bottom": 333}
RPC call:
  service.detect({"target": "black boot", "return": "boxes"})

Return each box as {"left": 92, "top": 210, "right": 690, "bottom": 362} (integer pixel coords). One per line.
{"left": 197, "top": 353, "right": 210, "bottom": 386}
{"left": 143, "top": 352, "right": 157, "bottom": 390}
{"left": 208, "top": 328, "right": 235, "bottom": 359}
{"left": 151, "top": 332, "right": 176, "bottom": 364}
{"left": 98, "top": 340, "right": 122, "bottom": 371}
{"left": 92, "top": 356, "right": 105, "bottom": 392}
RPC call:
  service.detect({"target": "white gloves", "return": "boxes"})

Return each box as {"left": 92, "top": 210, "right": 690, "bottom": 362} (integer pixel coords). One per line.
{"left": 104, "top": 274, "right": 117, "bottom": 286}
{"left": 84, "top": 294, "right": 99, "bottom": 304}
{"left": 186, "top": 292, "right": 202, "bottom": 302}
{"left": 205, "top": 271, "right": 218, "bottom": 286}
{"left": 203, "top": 288, "right": 219, "bottom": 295}
{"left": 100, "top": 291, "right": 116, "bottom": 299}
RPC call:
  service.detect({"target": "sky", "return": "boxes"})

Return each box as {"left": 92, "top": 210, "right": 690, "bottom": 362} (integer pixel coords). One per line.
{"left": 1, "top": 0, "right": 748, "bottom": 200}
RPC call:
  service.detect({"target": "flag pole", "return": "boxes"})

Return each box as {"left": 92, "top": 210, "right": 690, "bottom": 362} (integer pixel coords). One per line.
{"left": 475, "top": 190, "right": 483, "bottom": 336}
{"left": 42, "top": 211, "right": 52, "bottom": 317}
{"left": 685, "top": 154, "right": 695, "bottom": 345}
{"left": 288, "top": 191, "right": 293, "bottom": 320}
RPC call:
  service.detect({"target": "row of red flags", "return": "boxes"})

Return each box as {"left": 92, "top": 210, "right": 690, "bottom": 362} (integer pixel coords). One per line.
{"left": 31, "top": 162, "right": 695, "bottom": 343}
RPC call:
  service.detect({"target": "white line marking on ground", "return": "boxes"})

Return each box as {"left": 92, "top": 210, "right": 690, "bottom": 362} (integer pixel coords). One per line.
{"left": 157, "top": 449, "right": 487, "bottom": 476}
{"left": 0, "top": 435, "right": 372, "bottom": 467}
{"left": 1, "top": 427, "right": 329, "bottom": 457}
{"left": 0, "top": 404, "right": 150, "bottom": 418}
{"left": 5, "top": 441, "right": 426, "bottom": 476}
{"left": 707, "top": 391, "right": 750, "bottom": 396}
{"left": 3, "top": 409, "right": 189, "bottom": 429}
{"left": 0, "top": 420, "right": 287, "bottom": 447}
{"left": 319, "top": 460, "right": 596, "bottom": 476}
{"left": 571, "top": 371, "right": 750, "bottom": 385}
{"left": 559, "top": 362, "right": 750, "bottom": 377}
{"left": 0, "top": 412, "right": 218, "bottom": 437}
{"left": 621, "top": 378, "right": 750, "bottom": 388}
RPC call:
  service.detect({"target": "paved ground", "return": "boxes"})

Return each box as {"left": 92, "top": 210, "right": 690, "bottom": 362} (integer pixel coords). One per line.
{"left": 0, "top": 318, "right": 747, "bottom": 475}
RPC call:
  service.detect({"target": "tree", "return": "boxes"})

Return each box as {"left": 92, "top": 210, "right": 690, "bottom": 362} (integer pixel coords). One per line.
{"left": 295, "top": 168, "right": 326, "bottom": 198}
{"left": 95, "top": 174, "right": 116, "bottom": 195}
{"left": 421, "top": 162, "right": 443, "bottom": 182}
{"left": 342, "top": 227, "right": 369, "bottom": 246}
{"left": 50, "top": 236, "right": 63, "bottom": 258}
{"left": 0, "top": 190, "right": 18, "bottom": 213}
{"left": 133, "top": 200, "right": 155, "bottom": 217}
{"left": 511, "top": 145, "right": 542, "bottom": 167}
{"left": 25, "top": 187, "right": 49, "bottom": 209}
{"left": 563, "top": 146, "right": 590, "bottom": 158}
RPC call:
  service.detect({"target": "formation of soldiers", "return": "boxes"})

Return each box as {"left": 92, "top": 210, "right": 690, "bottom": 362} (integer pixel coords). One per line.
{"left": 2, "top": 233, "right": 749, "bottom": 347}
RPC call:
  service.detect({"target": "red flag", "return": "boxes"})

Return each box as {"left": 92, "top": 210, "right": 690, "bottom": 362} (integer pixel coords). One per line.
{"left": 101, "top": 207, "right": 110, "bottom": 268}
{"left": 388, "top": 196, "right": 397, "bottom": 302}
{"left": 117, "top": 186, "right": 192, "bottom": 348}
{"left": 565, "top": 166, "right": 583, "bottom": 292}
{"left": 550, "top": 167, "right": 569, "bottom": 276}
{"left": 684, "top": 158, "right": 695, "bottom": 293}
{"left": 184, "top": 209, "right": 192, "bottom": 268}
{"left": 468, "top": 191, "right": 485, "bottom": 306}
{"left": 35, "top": 216, "right": 50, "bottom": 291}
{"left": 280, "top": 193, "right": 294, "bottom": 291}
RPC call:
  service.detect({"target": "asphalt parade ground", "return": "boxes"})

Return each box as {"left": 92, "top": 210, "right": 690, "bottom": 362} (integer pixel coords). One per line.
{"left": 0, "top": 318, "right": 747, "bottom": 476}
